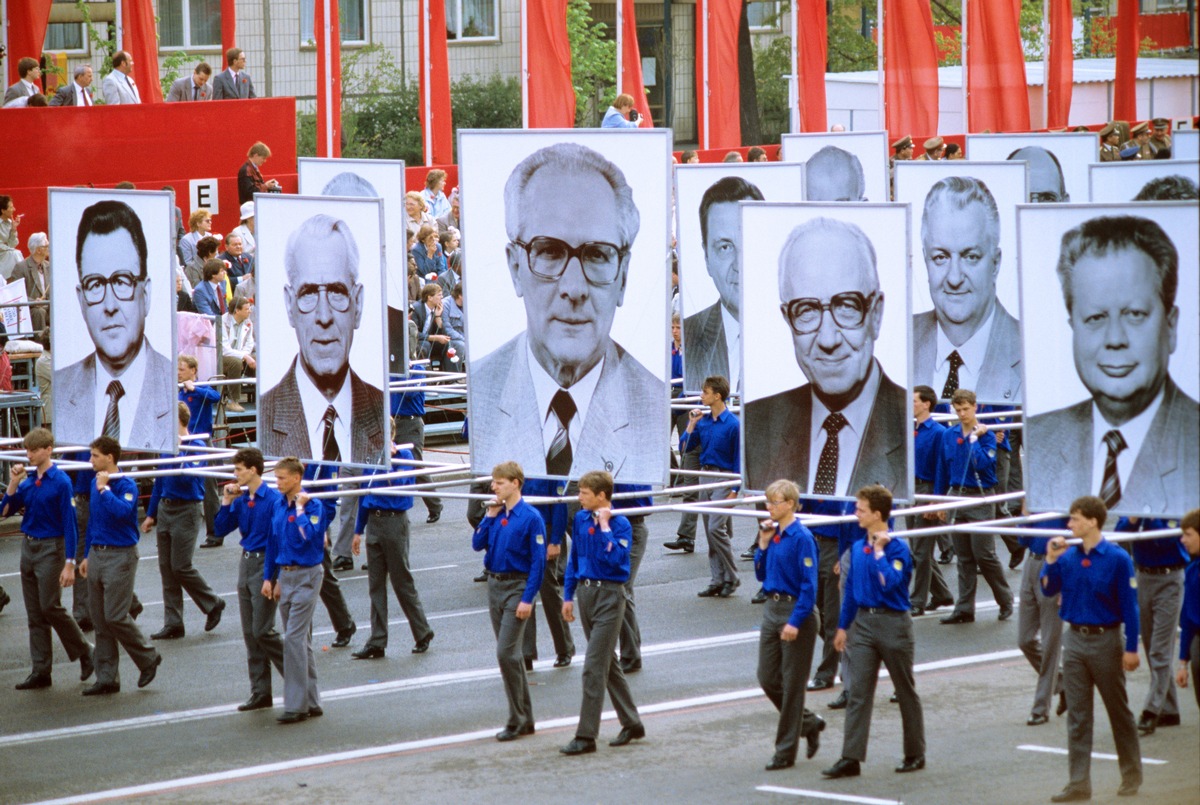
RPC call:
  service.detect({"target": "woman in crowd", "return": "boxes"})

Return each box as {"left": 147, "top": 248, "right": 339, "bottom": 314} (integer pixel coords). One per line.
{"left": 0, "top": 195, "right": 23, "bottom": 278}
{"left": 422, "top": 169, "right": 451, "bottom": 220}
{"left": 405, "top": 192, "right": 435, "bottom": 240}
{"left": 178, "top": 209, "right": 213, "bottom": 266}
{"left": 411, "top": 224, "right": 446, "bottom": 280}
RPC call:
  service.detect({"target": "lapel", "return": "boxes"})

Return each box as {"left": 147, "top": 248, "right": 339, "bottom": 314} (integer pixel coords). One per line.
{"left": 273, "top": 360, "right": 313, "bottom": 458}
{"left": 495, "top": 338, "right": 547, "bottom": 470}
{"left": 1123, "top": 379, "right": 1182, "bottom": 513}
{"left": 766, "top": 386, "right": 813, "bottom": 491}
{"left": 850, "top": 372, "right": 907, "bottom": 495}
{"left": 978, "top": 301, "right": 1022, "bottom": 403}
{"left": 912, "top": 312, "right": 936, "bottom": 386}
{"left": 350, "top": 372, "right": 386, "bottom": 465}
{"left": 127, "top": 346, "right": 173, "bottom": 451}
{"left": 63, "top": 354, "right": 98, "bottom": 434}
{"left": 1058, "top": 401, "right": 1093, "bottom": 493}
{"left": 575, "top": 341, "right": 632, "bottom": 477}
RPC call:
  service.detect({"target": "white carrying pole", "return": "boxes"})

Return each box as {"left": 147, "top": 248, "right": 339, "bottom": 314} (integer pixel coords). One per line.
{"left": 520, "top": 0, "right": 529, "bottom": 128}
{"left": 961, "top": 0, "right": 969, "bottom": 133}
{"left": 876, "top": 0, "right": 885, "bottom": 132}
{"left": 701, "top": 0, "right": 710, "bottom": 149}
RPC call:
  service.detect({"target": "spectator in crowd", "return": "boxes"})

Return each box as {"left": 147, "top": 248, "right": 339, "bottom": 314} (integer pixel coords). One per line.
{"left": 238, "top": 142, "right": 281, "bottom": 205}
{"left": 891, "top": 135, "right": 915, "bottom": 163}
{"left": 1099, "top": 123, "right": 1121, "bottom": 162}
{"left": 180, "top": 210, "right": 214, "bottom": 268}
{"left": 0, "top": 194, "right": 23, "bottom": 278}
{"left": 12, "top": 231, "right": 50, "bottom": 331}
{"left": 830, "top": 124, "right": 846, "bottom": 132}
{"left": 945, "top": 143, "right": 963, "bottom": 159}
{"left": 1148, "top": 118, "right": 1172, "bottom": 157}
{"left": 221, "top": 297, "right": 256, "bottom": 412}
{"left": 406, "top": 231, "right": 422, "bottom": 303}
{"left": 747, "top": 146, "right": 768, "bottom": 162}
{"left": 436, "top": 229, "right": 460, "bottom": 292}
{"left": 212, "top": 48, "right": 257, "bottom": 100}
{"left": 162, "top": 186, "right": 184, "bottom": 263}
{"left": 175, "top": 271, "right": 196, "bottom": 312}
{"left": 49, "top": 64, "right": 94, "bottom": 106}
{"left": 1121, "top": 121, "right": 1154, "bottom": 161}
{"left": 101, "top": 51, "right": 141, "bottom": 105}
{"left": 602, "top": 93, "right": 642, "bottom": 129}
{"left": 681, "top": 150, "right": 699, "bottom": 164}
{"left": 4, "top": 57, "right": 42, "bottom": 106}
{"left": 184, "top": 235, "right": 220, "bottom": 290}
{"left": 411, "top": 224, "right": 446, "bottom": 280}
{"left": 165, "top": 62, "right": 213, "bottom": 102}
{"left": 412, "top": 283, "right": 451, "bottom": 367}
{"left": 405, "top": 192, "right": 435, "bottom": 241}
{"left": 441, "top": 283, "right": 466, "bottom": 365}
{"left": 422, "top": 170, "right": 451, "bottom": 220}
{"left": 231, "top": 202, "right": 257, "bottom": 255}
{"left": 723, "top": 151, "right": 743, "bottom": 163}
{"left": 919, "top": 137, "right": 945, "bottom": 161}
{"left": 35, "top": 328, "right": 51, "bottom": 427}
{"left": 436, "top": 188, "right": 460, "bottom": 236}
{"left": 192, "top": 260, "right": 229, "bottom": 317}
{"left": 219, "top": 233, "right": 254, "bottom": 281}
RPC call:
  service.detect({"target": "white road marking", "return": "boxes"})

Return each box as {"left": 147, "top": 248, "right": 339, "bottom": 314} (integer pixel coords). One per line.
{"left": 755, "top": 786, "right": 902, "bottom": 805}
{"left": 1017, "top": 744, "right": 1167, "bottom": 765}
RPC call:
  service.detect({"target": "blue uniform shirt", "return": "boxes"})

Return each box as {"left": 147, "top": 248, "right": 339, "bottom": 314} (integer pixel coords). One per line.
{"left": 913, "top": 417, "right": 946, "bottom": 482}
{"left": 181, "top": 384, "right": 221, "bottom": 435}
{"left": 146, "top": 443, "right": 207, "bottom": 515}
{"left": 1181, "top": 557, "right": 1200, "bottom": 662}
{"left": 85, "top": 476, "right": 141, "bottom": 556}
{"left": 681, "top": 407, "right": 740, "bottom": 473}
{"left": 564, "top": 509, "right": 632, "bottom": 601}
{"left": 472, "top": 498, "right": 547, "bottom": 603}
{"left": 1040, "top": 539, "right": 1139, "bottom": 652}
{"left": 670, "top": 342, "right": 683, "bottom": 387}
{"left": 353, "top": 448, "right": 416, "bottom": 534}
{"left": 266, "top": 495, "right": 327, "bottom": 580}
{"left": 1, "top": 463, "right": 79, "bottom": 557}
{"left": 613, "top": 483, "right": 653, "bottom": 515}
{"left": 1120, "top": 518, "right": 1188, "bottom": 569}
{"left": 933, "top": 425, "right": 998, "bottom": 494}
{"left": 392, "top": 364, "right": 426, "bottom": 417}
{"left": 1018, "top": 517, "right": 1068, "bottom": 556}
{"left": 754, "top": 519, "right": 818, "bottom": 628}
{"left": 214, "top": 482, "right": 282, "bottom": 553}
{"left": 838, "top": 536, "right": 913, "bottom": 628}
{"left": 802, "top": 497, "right": 860, "bottom": 555}
{"left": 522, "top": 478, "right": 570, "bottom": 547}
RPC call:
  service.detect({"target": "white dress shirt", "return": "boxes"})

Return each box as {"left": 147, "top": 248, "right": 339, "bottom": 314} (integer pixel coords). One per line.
{"left": 222, "top": 314, "right": 255, "bottom": 360}
{"left": 74, "top": 81, "right": 91, "bottom": 106}
{"left": 295, "top": 364, "right": 352, "bottom": 461}
{"left": 805, "top": 360, "right": 883, "bottom": 496}
{"left": 933, "top": 304, "right": 996, "bottom": 396}
{"left": 92, "top": 341, "right": 149, "bottom": 446}
{"left": 527, "top": 344, "right": 603, "bottom": 459}
{"left": 1089, "top": 387, "right": 1164, "bottom": 496}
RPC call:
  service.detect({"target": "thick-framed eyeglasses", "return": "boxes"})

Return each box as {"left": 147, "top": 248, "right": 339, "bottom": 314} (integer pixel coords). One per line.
{"left": 79, "top": 272, "right": 146, "bottom": 305}
{"left": 1029, "top": 191, "right": 1064, "bottom": 204}
{"left": 512, "top": 236, "right": 627, "bottom": 286}
{"left": 293, "top": 282, "right": 352, "bottom": 313}
{"left": 781, "top": 291, "right": 878, "bottom": 335}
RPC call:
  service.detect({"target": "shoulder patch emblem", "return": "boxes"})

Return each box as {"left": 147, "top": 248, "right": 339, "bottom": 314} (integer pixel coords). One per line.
{"left": 893, "top": 559, "right": 903, "bottom": 571}
{"left": 1130, "top": 577, "right": 1137, "bottom": 589}
{"left": 310, "top": 515, "right": 320, "bottom": 525}
{"left": 803, "top": 556, "right": 813, "bottom": 567}
{"left": 619, "top": 539, "right": 628, "bottom": 548}
{"left": 535, "top": 534, "right": 544, "bottom": 545}
{"left": 70, "top": 497, "right": 77, "bottom": 507}
{"left": 124, "top": 493, "right": 134, "bottom": 501}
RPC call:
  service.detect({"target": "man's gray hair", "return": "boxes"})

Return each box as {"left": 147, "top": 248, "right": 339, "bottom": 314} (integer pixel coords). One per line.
{"left": 285, "top": 214, "right": 359, "bottom": 284}
{"left": 921, "top": 175, "right": 1000, "bottom": 251}
{"left": 1056, "top": 215, "right": 1178, "bottom": 316}
{"left": 74, "top": 64, "right": 92, "bottom": 79}
{"left": 28, "top": 232, "right": 49, "bottom": 251}
{"left": 805, "top": 145, "right": 866, "bottom": 200}
{"left": 503, "top": 142, "right": 640, "bottom": 247}
{"left": 321, "top": 171, "right": 379, "bottom": 198}
{"left": 778, "top": 217, "right": 878, "bottom": 297}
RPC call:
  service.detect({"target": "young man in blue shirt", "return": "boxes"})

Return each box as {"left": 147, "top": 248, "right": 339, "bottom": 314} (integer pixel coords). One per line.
{"left": 178, "top": 355, "right": 221, "bottom": 436}
{"left": 909, "top": 385, "right": 953, "bottom": 616}
{"left": 682, "top": 375, "right": 741, "bottom": 598}
{"left": 1178, "top": 509, "right": 1200, "bottom": 706}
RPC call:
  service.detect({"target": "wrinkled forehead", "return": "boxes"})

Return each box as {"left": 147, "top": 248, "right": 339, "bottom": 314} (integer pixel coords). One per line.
{"left": 287, "top": 233, "right": 357, "bottom": 285}
{"left": 779, "top": 228, "right": 877, "bottom": 299}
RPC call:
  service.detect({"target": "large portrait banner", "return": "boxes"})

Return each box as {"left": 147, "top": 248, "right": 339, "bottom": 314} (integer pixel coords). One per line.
{"left": 780, "top": 130, "right": 890, "bottom": 203}
{"left": 965, "top": 132, "right": 1094, "bottom": 204}
{"left": 1088, "top": 159, "right": 1200, "bottom": 203}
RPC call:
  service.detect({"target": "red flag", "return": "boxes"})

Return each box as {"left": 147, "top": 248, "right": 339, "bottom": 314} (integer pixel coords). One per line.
{"left": 1045, "top": 0, "right": 1073, "bottom": 128}
{"left": 794, "top": 0, "right": 828, "bottom": 132}
{"left": 221, "top": 0, "right": 237, "bottom": 68}
{"left": 419, "top": 0, "right": 454, "bottom": 164}
{"left": 121, "top": 0, "right": 164, "bottom": 103}
{"left": 5, "top": 0, "right": 53, "bottom": 86}
{"left": 315, "top": 0, "right": 342, "bottom": 157}
{"left": 526, "top": 0, "right": 574, "bottom": 128}
{"left": 967, "top": 0, "right": 1029, "bottom": 133}
{"left": 883, "top": 0, "right": 939, "bottom": 139}
{"left": 619, "top": 0, "right": 652, "bottom": 126}
{"left": 694, "top": 0, "right": 740, "bottom": 149}
{"left": 1113, "top": 0, "right": 1138, "bottom": 121}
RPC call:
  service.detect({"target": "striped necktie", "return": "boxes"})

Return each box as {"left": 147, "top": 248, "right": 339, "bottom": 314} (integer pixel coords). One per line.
{"left": 545, "top": 390, "right": 576, "bottom": 476}
{"left": 1099, "top": 429, "right": 1127, "bottom": 509}
{"left": 102, "top": 380, "right": 124, "bottom": 440}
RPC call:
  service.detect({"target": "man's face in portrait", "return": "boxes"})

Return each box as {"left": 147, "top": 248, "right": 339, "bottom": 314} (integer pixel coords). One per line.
{"left": 284, "top": 232, "right": 364, "bottom": 391}
{"left": 1011, "top": 147, "right": 1067, "bottom": 203}
{"left": 704, "top": 201, "right": 741, "bottom": 318}
{"left": 76, "top": 227, "right": 149, "bottom": 374}
{"left": 806, "top": 149, "right": 865, "bottom": 202}
{"left": 922, "top": 198, "right": 1000, "bottom": 334}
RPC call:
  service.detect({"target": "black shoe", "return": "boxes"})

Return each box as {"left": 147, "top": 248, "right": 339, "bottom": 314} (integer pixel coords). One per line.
{"left": 937, "top": 550, "right": 954, "bottom": 565}
{"left": 895, "top": 755, "right": 925, "bottom": 773}
{"left": 331, "top": 556, "right": 353, "bottom": 571}
{"left": 560, "top": 737, "right": 597, "bottom": 755}
{"left": 138, "top": 654, "right": 162, "bottom": 688}
{"left": 426, "top": 512, "right": 441, "bottom": 524}
{"left": 80, "top": 647, "right": 94, "bottom": 681}
{"left": 199, "top": 538, "right": 223, "bottom": 549}
{"left": 205, "top": 600, "right": 226, "bottom": 632}
{"left": 474, "top": 572, "right": 488, "bottom": 583}
{"left": 609, "top": 723, "right": 645, "bottom": 747}
{"left": 0, "top": 588, "right": 9, "bottom": 613}
{"left": 827, "top": 690, "right": 848, "bottom": 710}
{"left": 129, "top": 598, "right": 144, "bottom": 620}
{"left": 928, "top": 596, "right": 954, "bottom": 611}
{"left": 152, "top": 626, "right": 185, "bottom": 640}
{"left": 1009, "top": 547, "right": 1027, "bottom": 570}
{"left": 910, "top": 606, "right": 926, "bottom": 617}
{"left": 750, "top": 587, "right": 767, "bottom": 604}
{"left": 554, "top": 654, "right": 573, "bottom": 668}
{"left": 361, "top": 564, "right": 369, "bottom": 570}
{"left": 1157, "top": 713, "right": 1180, "bottom": 727}
{"left": 998, "top": 605, "right": 1014, "bottom": 621}
{"left": 1050, "top": 786, "right": 1092, "bottom": 802}
{"left": 352, "top": 645, "right": 386, "bottom": 660}
{"left": 1027, "top": 714, "right": 1049, "bottom": 726}
{"left": 496, "top": 724, "right": 535, "bottom": 741}
{"left": 765, "top": 754, "right": 795, "bottom": 771}
{"left": 697, "top": 585, "right": 722, "bottom": 598}
{"left": 308, "top": 706, "right": 324, "bottom": 718}
{"left": 664, "top": 538, "right": 695, "bottom": 553}
{"left": 276, "top": 711, "right": 308, "bottom": 724}
{"left": 82, "top": 681, "right": 120, "bottom": 696}
{"left": 1117, "top": 779, "right": 1140, "bottom": 797}
{"left": 619, "top": 657, "right": 641, "bottom": 674}
{"left": 806, "top": 717, "right": 826, "bottom": 759}
{"left": 740, "top": 547, "right": 756, "bottom": 560}
{"left": 525, "top": 657, "right": 535, "bottom": 671}
{"left": 413, "top": 631, "right": 435, "bottom": 654}
{"left": 717, "top": 579, "right": 741, "bottom": 598}
{"left": 76, "top": 617, "right": 94, "bottom": 633}
{"left": 890, "top": 693, "right": 900, "bottom": 703}
{"left": 1137, "top": 712, "right": 1157, "bottom": 735}
{"left": 1057, "top": 691, "right": 1068, "bottom": 716}
{"left": 940, "top": 611, "right": 975, "bottom": 625}
{"left": 16, "top": 673, "right": 51, "bottom": 690}
{"left": 238, "top": 693, "right": 273, "bottom": 711}
{"left": 332, "top": 624, "right": 357, "bottom": 648}
{"left": 821, "top": 757, "right": 861, "bottom": 779}
{"left": 807, "top": 678, "right": 834, "bottom": 692}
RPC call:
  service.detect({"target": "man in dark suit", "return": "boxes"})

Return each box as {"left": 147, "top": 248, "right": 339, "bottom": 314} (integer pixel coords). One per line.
{"left": 914, "top": 176, "right": 1021, "bottom": 403}
{"left": 745, "top": 218, "right": 908, "bottom": 498}
{"left": 211, "top": 48, "right": 257, "bottom": 100}
{"left": 165, "top": 62, "right": 213, "bottom": 102}
{"left": 1027, "top": 215, "right": 1198, "bottom": 515}
{"left": 49, "top": 65, "right": 94, "bottom": 107}
{"left": 259, "top": 214, "right": 386, "bottom": 465}
{"left": 218, "top": 233, "right": 254, "bottom": 281}
{"left": 11, "top": 232, "right": 50, "bottom": 332}
{"left": 683, "top": 176, "right": 763, "bottom": 393}
{"left": 4, "top": 57, "right": 41, "bottom": 106}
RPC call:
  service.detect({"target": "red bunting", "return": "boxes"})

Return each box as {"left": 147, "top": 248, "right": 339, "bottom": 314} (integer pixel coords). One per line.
{"left": 967, "top": 0, "right": 1030, "bottom": 133}
{"left": 883, "top": 0, "right": 939, "bottom": 138}
{"left": 1113, "top": 0, "right": 1139, "bottom": 120}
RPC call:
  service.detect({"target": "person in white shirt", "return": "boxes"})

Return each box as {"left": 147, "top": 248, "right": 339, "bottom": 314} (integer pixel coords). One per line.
{"left": 101, "top": 51, "right": 141, "bottom": 105}
{"left": 221, "top": 298, "right": 256, "bottom": 411}
{"left": 49, "top": 65, "right": 94, "bottom": 107}
{"left": 231, "top": 202, "right": 257, "bottom": 255}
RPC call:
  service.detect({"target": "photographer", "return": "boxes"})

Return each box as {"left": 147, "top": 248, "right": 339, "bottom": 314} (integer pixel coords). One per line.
{"left": 602, "top": 93, "right": 642, "bottom": 129}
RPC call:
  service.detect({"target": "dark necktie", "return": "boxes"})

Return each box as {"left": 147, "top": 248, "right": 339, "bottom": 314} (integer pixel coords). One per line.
{"left": 192, "top": 84, "right": 198, "bottom": 101}
{"left": 1100, "top": 429, "right": 1127, "bottom": 509}
{"left": 217, "top": 283, "right": 226, "bottom": 314}
{"left": 103, "top": 380, "right": 124, "bottom": 440}
{"left": 82, "top": 88, "right": 91, "bottom": 106}
{"left": 321, "top": 405, "right": 341, "bottom": 463}
{"left": 941, "top": 350, "right": 964, "bottom": 400}
{"left": 545, "top": 390, "right": 576, "bottom": 476}
{"left": 813, "top": 413, "right": 849, "bottom": 495}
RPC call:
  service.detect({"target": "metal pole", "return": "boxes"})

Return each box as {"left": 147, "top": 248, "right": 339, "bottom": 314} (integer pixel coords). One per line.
{"left": 876, "top": 0, "right": 885, "bottom": 132}
{"left": 617, "top": 0, "right": 624, "bottom": 94}
{"left": 962, "top": 0, "right": 969, "bottom": 134}
{"left": 1042, "top": 0, "right": 1050, "bottom": 129}
{"left": 790, "top": 0, "right": 800, "bottom": 133}
{"left": 701, "top": 0, "right": 710, "bottom": 149}
{"left": 521, "top": 0, "right": 529, "bottom": 128}
{"left": 422, "top": 0, "right": 433, "bottom": 165}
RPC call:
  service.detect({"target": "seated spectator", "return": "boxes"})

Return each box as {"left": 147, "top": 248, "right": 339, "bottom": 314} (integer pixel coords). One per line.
{"left": 0, "top": 194, "right": 23, "bottom": 278}
{"left": 233, "top": 265, "right": 255, "bottom": 305}
{"left": 405, "top": 191, "right": 435, "bottom": 240}
{"left": 422, "top": 169, "right": 451, "bottom": 220}
{"left": 192, "top": 259, "right": 229, "bottom": 317}
{"left": 436, "top": 187, "right": 460, "bottom": 236}
{"left": 185, "top": 235, "right": 220, "bottom": 290}
{"left": 412, "top": 283, "right": 451, "bottom": 367}
{"left": 723, "top": 151, "right": 743, "bottom": 163}
{"left": 747, "top": 146, "right": 768, "bottom": 162}
{"left": 180, "top": 209, "right": 213, "bottom": 267}
{"left": 219, "top": 233, "right": 254, "bottom": 280}
{"left": 231, "top": 202, "right": 257, "bottom": 254}
{"left": 35, "top": 328, "right": 51, "bottom": 427}
{"left": 682, "top": 150, "right": 699, "bottom": 164}
{"left": 945, "top": 143, "right": 963, "bottom": 160}
{"left": 411, "top": 224, "right": 446, "bottom": 280}
{"left": 221, "top": 297, "right": 255, "bottom": 411}
{"left": 442, "top": 283, "right": 466, "bottom": 365}
{"left": 407, "top": 233, "right": 422, "bottom": 308}
{"left": 12, "top": 231, "right": 50, "bottom": 331}
{"left": 436, "top": 229, "right": 460, "bottom": 292}
{"left": 176, "top": 270, "right": 196, "bottom": 312}
{"left": 237, "top": 142, "right": 280, "bottom": 205}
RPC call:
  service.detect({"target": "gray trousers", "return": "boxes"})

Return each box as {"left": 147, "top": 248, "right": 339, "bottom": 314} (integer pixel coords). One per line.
{"left": 838, "top": 548, "right": 853, "bottom": 690}
{"left": 700, "top": 471, "right": 738, "bottom": 586}
{"left": 812, "top": 537, "right": 842, "bottom": 684}
{"left": 908, "top": 480, "right": 952, "bottom": 609}
{"left": 525, "top": 544, "right": 575, "bottom": 660}
{"left": 674, "top": 433, "right": 700, "bottom": 540}
{"left": 364, "top": 509, "right": 432, "bottom": 647}
{"left": 279, "top": 564, "right": 323, "bottom": 713}
{"left": 21, "top": 537, "right": 90, "bottom": 675}
{"left": 1062, "top": 628, "right": 1142, "bottom": 790}
{"left": 758, "top": 600, "right": 822, "bottom": 761}
{"left": 1190, "top": 634, "right": 1200, "bottom": 710}
{"left": 330, "top": 496, "right": 358, "bottom": 560}
{"left": 155, "top": 499, "right": 221, "bottom": 629}
{"left": 618, "top": 516, "right": 648, "bottom": 664}
{"left": 575, "top": 581, "right": 640, "bottom": 740}
{"left": 1138, "top": 568, "right": 1183, "bottom": 717}
{"left": 237, "top": 552, "right": 283, "bottom": 698}
{"left": 72, "top": 494, "right": 90, "bottom": 621}
{"left": 949, "top": 498, "right": 1013, "bottom": 616}
{"left": 86, "top": 546, "right": 158, "bottom": 686}
{"left": 842, "top": 609, "right": 925, "bottom": 762}
{"left": 1018, "top": 554, "right": 1063, "bottom": 718}
{"left": 489, "top": 576, "right": 534, "bottom": 731}
{"left": 393, "top": 414, "right": 442, "bottom": 517}
{"left": 319, "top": 547, "right": 354, "bottom": 633}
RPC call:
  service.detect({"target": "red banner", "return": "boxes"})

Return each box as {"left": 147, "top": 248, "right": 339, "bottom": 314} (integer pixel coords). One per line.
{"left": 121, "top": 0, "right": 164, "bottom": 103}
{"left": 1114, "top": 0, "right": 1138, "bottom": 120}
{"left": 526, "top": 0, "right": 575, "bottom": 128}
{"left": 5, "top": 0, "right": 53, "bottom": 86}
{"left": 794, "top": 0, "right": 828, "bottom": 132}
{"left": 883, "top": 0, "right": 939, "bottom": 138}
{"left": 315, "top": 0, "right": 343, "bottom": 157}
{"left": 967, "top": 0, "right": 1029, "bottom": 133}
{"left": 1046, "top": 0, "right": 1073, "bottom": 129}
{"left": 694, "top": 0, "right": 741, "bottom": 149}
{"left": 221, "top": 0, "right": 237, "bottom": 68}
{"left": 419, "top": 0, "right": 454, "bottom": 163}
{"left": 619, "top": 0, "right": 652, "bottom": 126}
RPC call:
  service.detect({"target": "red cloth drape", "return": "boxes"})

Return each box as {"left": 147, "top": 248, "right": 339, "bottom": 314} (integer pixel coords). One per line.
{"left": 1045, "top": 0, "right": 1073, "bottom": 128}
{"left": 794, "top": 0, "right": 828, "bottom": 132}
{"left": 883, "top": 0, "right": 939, "bottom": 139}
{"left": 694, "top": 0, "right": 740, "bottom": 148}
{"left": 315, "top": 0, "right": 342, "bottom": 157}
{"left": 966, "top": 0, "right": 1029, "bottom": 133}
{"left": 122, "top": 0, "right": 163, "bottom": 103}
{"left": 5, "top": 0, "right": 53, "bottom": 86}
{"left": 620, "top": 0, "right": 652, "bottom": 126}
{"left": 526, "top": 0, "right": 574, "bottom": 128}
{"left": 221, "top": 0, "right": 237, "bottom": 68}
{"left": 419, "top": 0, "right": 454, "bottom": 163}
{"left": 1113, "top": 0, "right": 1138, "bottom": 121}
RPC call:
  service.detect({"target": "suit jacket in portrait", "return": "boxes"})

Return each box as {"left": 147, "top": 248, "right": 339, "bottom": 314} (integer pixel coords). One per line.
{"left": 49, "top": 83, "right": 92, "bottom": 107}
{"left": 1026, "top": 377, "right": 1200, "bottom": 515}
{"left": 744, "top": 363, "right": 909, "bottom": 498}
{"left": 913, "top": 299, "right": 1022, "bottom": 403}
{"left": 258, "top": 358, "right": 387, "bottom": 465}
{"left": 165, "top": 76, "right": 213, "bottom": 102}
{"left": 54, "top": 341, "right": 175, "bottom": 451}
{"left": 470, "top": 332, "right": 668, "bottom": 482}
{"left": 101, "top": 71, "right": 140, "bottom": 105}
{"left": 683, "top": 301, "right": 731, "bottom": 393}
{"left": 211, "top": 70, "right": 257, "bottom": 100}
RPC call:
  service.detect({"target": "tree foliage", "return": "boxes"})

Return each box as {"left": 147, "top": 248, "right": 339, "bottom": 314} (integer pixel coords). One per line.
{"left": 567, "top": 0, "right": 617, "bottom": 127}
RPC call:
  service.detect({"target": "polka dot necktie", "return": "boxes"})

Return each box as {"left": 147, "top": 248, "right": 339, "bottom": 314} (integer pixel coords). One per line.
{"left": 941, "top": 350, "right": 964, "bottom": 400}
{"left": 1099, "top": 429, "right": 1127, "bottom": 509}
{"left": 102, "top": 380, "right": 124, "bottom": 440}
{"left": 813, "top": 413, "right": 848, "bottom": 496}
{"left": 545, "top": 390, "right": 576, "bottom": 477}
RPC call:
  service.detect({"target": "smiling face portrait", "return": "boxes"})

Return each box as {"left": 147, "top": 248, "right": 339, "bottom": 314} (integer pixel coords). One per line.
{"left": 75, "top": 201, "right": 150, "bottom": 374}
{"left": 921, "top": 177, "right": 1001, "bottom": 341}
{"left": 699, "top": 176, "right": 764, "bottom": 319}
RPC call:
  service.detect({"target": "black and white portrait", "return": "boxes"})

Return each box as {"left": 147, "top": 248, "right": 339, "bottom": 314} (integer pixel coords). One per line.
{"left": 674, "top": 162, "right": 804, "bottom": 393}
{"left": 740, "top": 203, "right": 912, "bottom": 500}
{"left": 459, "top": 130, "right": 671, "bottom": 483}
{"left": 254, "top": 195, "right": 390, "bottom": 467}
{"left": 894, "top": 161, "right": 1029, "bottom": 404}
{"left": 779, "top": 131, "right": 889, "bottom": 203}
{"left": 1019, "top": 202, "right": 1199, "bottom": 516}
{"left": 966, "top": 133, "right": 1096, "bottom": 204}
{"left": 50, "top": 189, "right": 176, "bottom": 452}
{"left": 298, "top": 157, "right": 409, "bottom": 375}
{"left": 1088, "top": 159, "right": 1200, "bottom": 203}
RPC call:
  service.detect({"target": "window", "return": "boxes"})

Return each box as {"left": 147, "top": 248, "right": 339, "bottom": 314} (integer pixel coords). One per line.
{"left": 447, "top": 0, "right": 498, "bottom": 41}
{"left": 747, "top": 1, "right": 781, "bottom": 32}
{"left": 158, "top": 0, "right": 222, "bottom": 49}
{"left": 44, "top": 0, "right": 87, "bottom": 54}
{"left": 300, "top": 0, "right": 367, "bottom": 45}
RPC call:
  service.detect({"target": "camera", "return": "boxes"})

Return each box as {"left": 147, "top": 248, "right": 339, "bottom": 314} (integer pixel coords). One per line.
{"left": 628, "top": 109, "right": 639, "bottom": 122}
